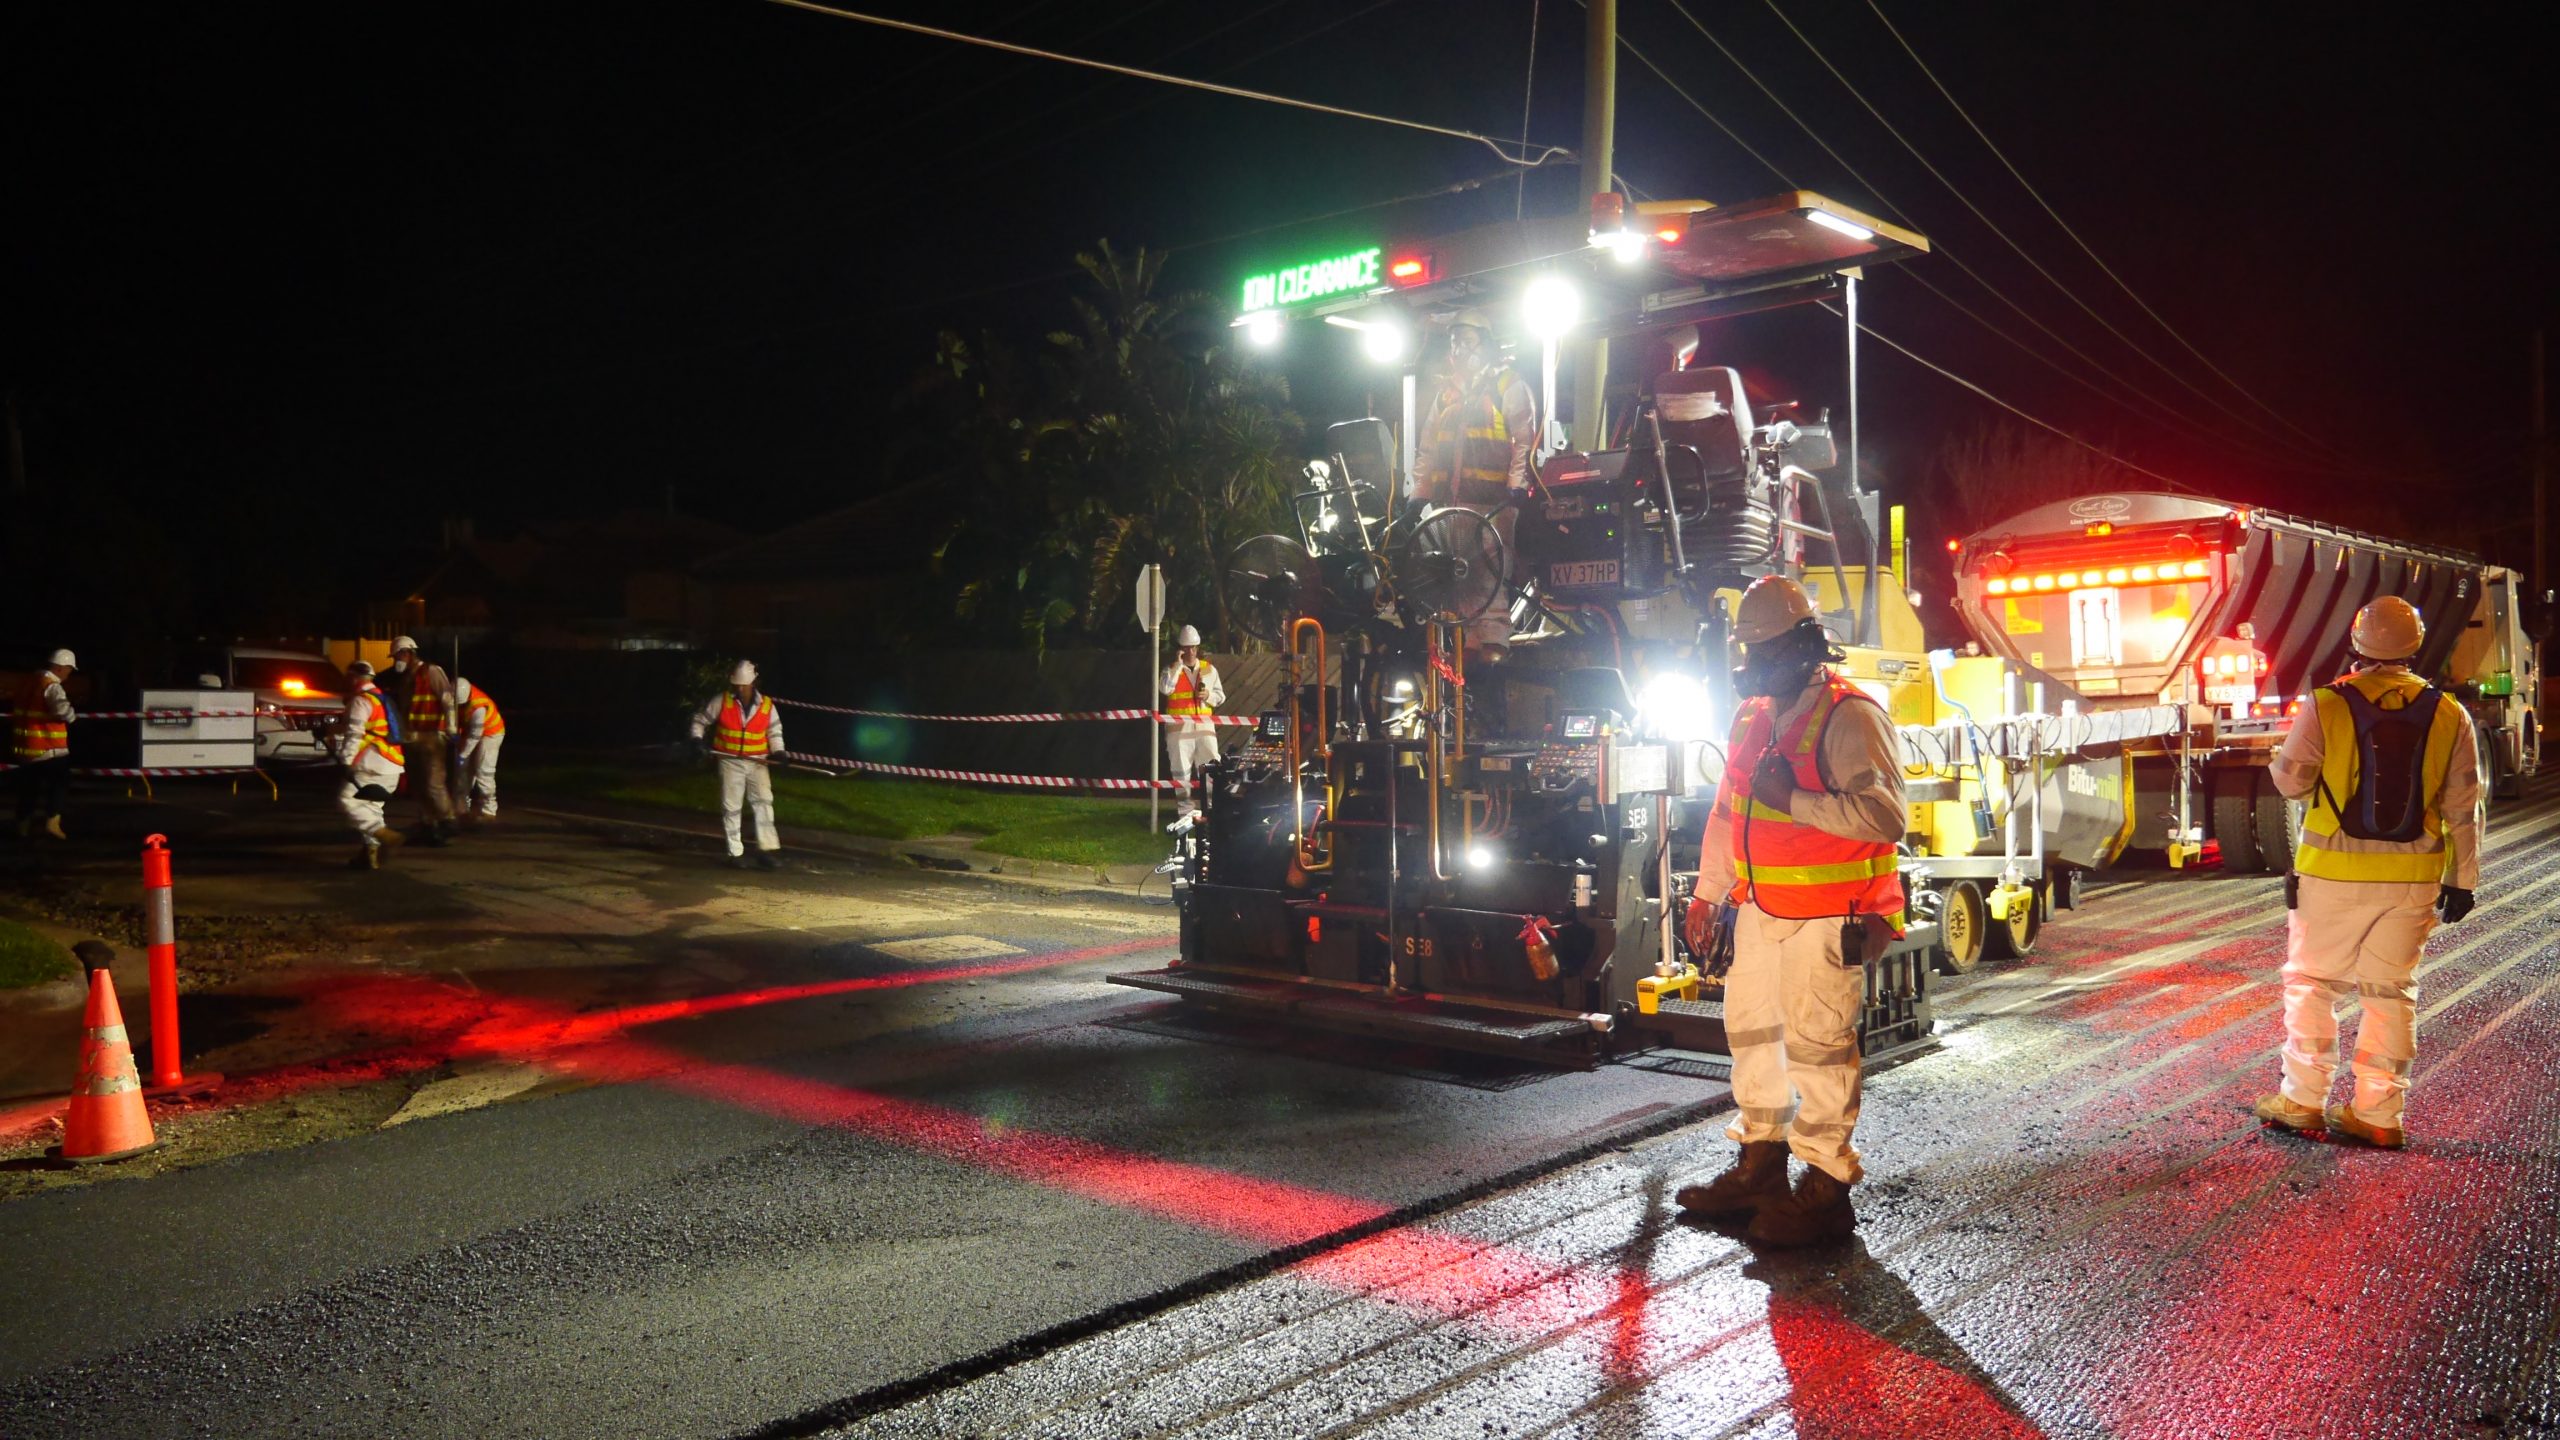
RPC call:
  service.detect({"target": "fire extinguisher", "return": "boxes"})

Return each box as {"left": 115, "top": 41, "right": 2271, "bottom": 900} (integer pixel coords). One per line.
{"left": 1519, "top": 915, "right": 1559, "bottom": 981}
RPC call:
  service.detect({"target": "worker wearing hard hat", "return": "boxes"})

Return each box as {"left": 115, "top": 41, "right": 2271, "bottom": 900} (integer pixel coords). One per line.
{"left": 387, "top": 636, "right": 460, "bottom": 845}
{"left": 689, "top": 660, "right": 786, "bottom": 869}
{"left": 1678, "top": 576, "right": 1907, "bottom": 1247}
{"left": 2255, "top": 596, "right": 2482, "bottom": 1149}
{"left": 334, "top": 661, "right": 409, "bottom": 869}
{"left": 452, "top": 678, "right": 506, "bottom": 822}
{"left": 1160, "top": 625, "right": 1226, "bottom": 822}
{"left": 1415, "top": 308, "right": 1539, "bottom": 656}
{"left": 12, "top": 648, "right": 80, "bottom": 840}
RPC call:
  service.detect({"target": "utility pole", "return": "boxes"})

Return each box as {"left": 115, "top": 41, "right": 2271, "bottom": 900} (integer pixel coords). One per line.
{"left": 1568, "top": 0, "right": 1615, "bottom": 452}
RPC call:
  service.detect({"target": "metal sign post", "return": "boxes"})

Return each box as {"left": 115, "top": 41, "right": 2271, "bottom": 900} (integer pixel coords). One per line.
{"left": 1136, "top": 565, "right": 1168, "bottom": 832}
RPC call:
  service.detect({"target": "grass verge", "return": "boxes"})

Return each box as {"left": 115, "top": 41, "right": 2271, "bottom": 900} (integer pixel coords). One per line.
{"left": 0, "top": 917, "right": 77, "bottom": 989}
{"left": 513, "top": 763, "right": 1167, "bottom": 868}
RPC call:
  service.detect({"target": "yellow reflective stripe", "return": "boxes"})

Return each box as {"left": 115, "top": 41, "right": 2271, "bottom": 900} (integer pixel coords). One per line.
{"left": 1735, "top": 853, "right": 1900, "bottom": 886}
{"left": 2292, "top": 846, "right": 2447, "bottom": 884}
{"left": 1742, "top": 798, "right": 1793, "bottom": 823}
{"left": 1794, "top": 688, "right": 1838, "bottom": 758}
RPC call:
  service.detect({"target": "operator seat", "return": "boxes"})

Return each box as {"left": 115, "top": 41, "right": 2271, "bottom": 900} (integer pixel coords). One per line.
{"left": 1651, "top": 366, "right": 1754, "bottom": 483}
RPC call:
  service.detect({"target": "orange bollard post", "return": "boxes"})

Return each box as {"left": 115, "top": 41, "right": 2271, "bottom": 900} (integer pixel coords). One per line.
{"left": 62, "top": 950, "right": 158, "bottom": 1163}
{"left": 139, "top": 835, "right": 217, "bottom": 1095}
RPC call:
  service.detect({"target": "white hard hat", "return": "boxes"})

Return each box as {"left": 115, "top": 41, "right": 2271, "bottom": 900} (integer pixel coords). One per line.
{"left": 48, "top": 648, "right": 76, "bottom": 670}
{"left": 729, "top": 660, "right": 758, "bottom": 686}
{"left": 1732, "top": 575, "right": 1819, "bottom": 645}
{"left": 391, "top": 635, "right": 420, "bottom": 654}
{"left": 1175, "top": 625, "right": 1202, "bottom": 647}
{"left": 347, "top": 660, "right": 376, "bottom": 678}
{"left": 2351, "top": 596, "right": 2424, "bottom": 661}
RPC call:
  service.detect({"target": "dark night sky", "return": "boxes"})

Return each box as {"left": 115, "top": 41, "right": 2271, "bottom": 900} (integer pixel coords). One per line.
{"left": 7, "top": 1, "right": 2555, "bottom": 644}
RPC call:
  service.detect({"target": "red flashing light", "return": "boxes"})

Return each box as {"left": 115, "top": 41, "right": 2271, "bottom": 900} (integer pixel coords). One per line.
{"left": 1386, "top": 254, "right": 1435, "bottom": 287}
{"left": 1945, "top": 538, "right": 1961, "bottom": 553}
{"left": 1654, "top": 226, "right": 1685, "bottom": 244}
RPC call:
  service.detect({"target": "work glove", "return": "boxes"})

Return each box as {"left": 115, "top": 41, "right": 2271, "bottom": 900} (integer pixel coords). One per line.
{"left": 1683, "top": 895, "right": 1716, "bottom": 955}
{"left": 2436, "top": 885, "right": 2475, "bottom": 924}
{"left": 1749, "top": 752, "right": 1798, "bottom": 817}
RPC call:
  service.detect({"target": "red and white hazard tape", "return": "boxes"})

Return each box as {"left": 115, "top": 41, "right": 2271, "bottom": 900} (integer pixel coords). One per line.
{"left": 774, "top": 697, "right": 1253, "bottom": 727}
{"left": 74, "top": 709, "right": 282, "bottom": 721}
{"left": 775, "top": 751, "right": 1182, "bottom": 791}
{"left": 0, "top": 764, "right": 266, "bottom": 777}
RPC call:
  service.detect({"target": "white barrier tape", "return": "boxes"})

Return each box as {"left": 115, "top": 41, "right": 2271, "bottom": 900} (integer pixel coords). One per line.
{"left": 775, "top": 751, "right": 1182, "bottom": 791}
{"left": 773, "top": 696, "right": 1253, "bottom": 727}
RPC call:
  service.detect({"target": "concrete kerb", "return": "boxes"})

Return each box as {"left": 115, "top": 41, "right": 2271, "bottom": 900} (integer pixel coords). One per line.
{"left": 509, "top": 800, "right": 1160, "bottom": 895}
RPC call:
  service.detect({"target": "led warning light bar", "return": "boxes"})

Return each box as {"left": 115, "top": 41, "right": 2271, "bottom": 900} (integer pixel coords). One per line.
{"left": 1984, "top": 558, "right": 2210, "bottom": 595}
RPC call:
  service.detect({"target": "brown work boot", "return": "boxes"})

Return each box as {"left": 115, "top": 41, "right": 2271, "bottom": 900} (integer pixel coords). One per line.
{"left": 2325, "top": 1105, "right": 2406, "bottom": 1150}
{"left": 42, "top": 815, "right": 66, "bottom": 840}
{"left": 1674, "top": 1140, "right": 1790, "bottom": 1219}
{"left": 2252, "top": 1093, "right": 2325, "bottom": 1136}
{"left": 373, "top": 826, "right": 407, "bottom": 849}
{"left": 1746, "top": 1167, "right": 1856, "bottom": 1248}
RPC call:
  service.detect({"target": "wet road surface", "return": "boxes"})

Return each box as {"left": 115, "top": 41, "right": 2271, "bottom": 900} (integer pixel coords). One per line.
{"left": 3, "top": 779, "right": 2557, "bottom": 1438}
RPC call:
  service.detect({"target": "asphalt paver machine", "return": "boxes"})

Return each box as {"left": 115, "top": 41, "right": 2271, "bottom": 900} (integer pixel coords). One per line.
{"left": 1112, "top": 192, "right": 2172, "bottom": 1065}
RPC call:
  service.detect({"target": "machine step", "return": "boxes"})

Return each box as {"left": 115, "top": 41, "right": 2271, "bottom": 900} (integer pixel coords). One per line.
{"left": 1107, "top": 965, "right": 1602, "bottom": 1068}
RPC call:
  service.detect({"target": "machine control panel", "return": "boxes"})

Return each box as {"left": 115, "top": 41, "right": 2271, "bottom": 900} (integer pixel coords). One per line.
{"left": 1236, "top": 709, "right": 1293, "bottom": 768}
{"left": 1530, "top": 713, "right": 1605, "bottom": 792}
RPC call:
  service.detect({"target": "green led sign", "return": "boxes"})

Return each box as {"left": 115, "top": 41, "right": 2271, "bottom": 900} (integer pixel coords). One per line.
{"left": 1240, "top": 246, "right": 1382, "bottom": 312}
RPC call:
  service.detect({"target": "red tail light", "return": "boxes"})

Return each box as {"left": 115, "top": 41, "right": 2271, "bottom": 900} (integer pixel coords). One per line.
{"left": 1386, "top": 254, "right": 1435, "bottom": 287}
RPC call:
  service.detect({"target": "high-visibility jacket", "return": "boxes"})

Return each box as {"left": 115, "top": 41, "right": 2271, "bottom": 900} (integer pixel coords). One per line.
{"left": 709, "top": 693, "right": 778, "bottom": 757}
{"left": 1718, "top": 670, "right": 1906, "bottom": 931}
{"left": 1420, "top": 367, "right": 1536, "bottom": 506}
{"left": 458, "top": 686, "right": 505, "bottom": 740}
{"left": 2293, "top": 669, "right": 2470, "bottom": 884}
{"left": 11, "top": 671, "right": 73, "bottom": 762}
{"left": 347, "top": 682, "right": 405, "bottom": 769}
{"left": 402, "top": 663, "right": 450, "bottom": 736}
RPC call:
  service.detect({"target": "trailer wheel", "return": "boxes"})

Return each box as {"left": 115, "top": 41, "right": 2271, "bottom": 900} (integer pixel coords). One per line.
{"left": 1935, "top": 881, "right": 1988, "bottom": 975}
{"left": 1984, "top": 883, "right": 2041, "bottom": 961}
{"left": 2487, "top": 724, "right": 2524, "bottom": 801}
{"left": 2211, "top": 772, "right": 2263, "bottom": 874}
{"left": 2251, "top": 776, "right": 2297, "bottom": 877}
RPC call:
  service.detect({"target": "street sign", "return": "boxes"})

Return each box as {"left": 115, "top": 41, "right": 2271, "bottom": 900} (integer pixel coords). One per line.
{"left": 1135, "top": 565, "right": 1167, "bottom": 634}
{"left": 1240, "top": 245, "right": 1382, "bottom": 313}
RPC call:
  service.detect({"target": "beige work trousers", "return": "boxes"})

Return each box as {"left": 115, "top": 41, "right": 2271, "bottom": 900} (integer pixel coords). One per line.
{"left": 1165, "top": 730, "right": 1219, "bottom": 818}
{"left": 462, "top": 734, "right": 503, "bottom": 816}
{"left": 406, "top": 731, "right": 456, "bottom": 825}
{"left": 2280, "top": 888, "right": 2431, "bottom": 1127}
{"left": 1721, "top": 907, "right": 1866, "bottom": 1183}
{"left": 718, "top": 755, "right": 779, "bottom": 856}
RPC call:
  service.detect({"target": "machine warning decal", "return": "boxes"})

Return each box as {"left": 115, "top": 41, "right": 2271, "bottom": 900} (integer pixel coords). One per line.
{"left": 2004, "top": 598, "right": 2044, "bottom": 635}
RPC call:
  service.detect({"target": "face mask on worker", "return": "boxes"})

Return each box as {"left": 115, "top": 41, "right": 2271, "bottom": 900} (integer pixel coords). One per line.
{"left": 1448, "top": 327, "right": 1488, "bottom": 376}
{"left": 1733, "top": 621, "right": 1838, "bottom": 699}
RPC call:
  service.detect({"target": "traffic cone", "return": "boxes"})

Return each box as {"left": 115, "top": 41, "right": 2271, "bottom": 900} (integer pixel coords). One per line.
{"left": 62, "top": 959, "right": 157, "bottom": 1164}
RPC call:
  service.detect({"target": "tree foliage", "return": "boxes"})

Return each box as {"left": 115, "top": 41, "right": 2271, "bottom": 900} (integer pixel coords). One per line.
{"left": 896, "top": 241, "right": 1303, "bottom": 657}
{"left": 1934, "top": 418, "right": 2145, "bottom": 534}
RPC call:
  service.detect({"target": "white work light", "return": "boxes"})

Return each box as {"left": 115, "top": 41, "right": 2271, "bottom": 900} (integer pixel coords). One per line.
{"left": 1596, "top": 230, "right": 1648, "bottom": 266}
{"left": 1804, "top": 209, "right": 1875, "bottom": 242}
{"left": 1522, "top": 275, "right": 1582, "bottom": 341}
{"left": 1240, "top": 311, "right": 1284, "bottom": 348}
{"left": 1467, "top": 845, "right": 1496, "bottom": 870}
{"left": 1636, "top": 672, "right": 1717, "bottom": 743}
{"left": 1360, "top": 318, "right": 1410, "bottom": 364}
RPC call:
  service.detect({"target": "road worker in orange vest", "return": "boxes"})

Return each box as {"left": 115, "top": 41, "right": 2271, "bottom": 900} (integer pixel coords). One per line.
{"left": 387, "top": 636, "right": 459, "bottom": 844}
{"left": 689, "top": 660, "right": 786, "bottom": 869}
{"left": 1677, "top": 576, "right": 1907, "bottom": 1247}
{"left": 2253, "top": 596, "right": 2482, "bottom": 1149}
{"left": 452, "top": 678, "right": 506, "bottom": 822}
{"left": 333, "top": 661, "right": 409, "bottom": 869}
{"left": 1160, "top": 625, "right": 1225, "bottom": 822}
{"left": 13, "top": 648, "right": 79, "bottom": 840}
{"left": 1415, "top": 308, "right": 1538, "bottom": 658}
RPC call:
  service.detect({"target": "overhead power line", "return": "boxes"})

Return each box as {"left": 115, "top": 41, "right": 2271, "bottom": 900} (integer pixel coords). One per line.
{"left": 1762, "top": 0, "right": 2362, "bottom": 468}
{"left": 1817, "top": 300, "right": 2201, "bottom": 495}
{"left": 1647, "top": 0, "right": 2370, "bottom": 478}
{"left": 1863, "top": 0, "right": 2343, "bottom": 458}
{"left": 754, "top": 0, "right": 1577, "bottom": 168}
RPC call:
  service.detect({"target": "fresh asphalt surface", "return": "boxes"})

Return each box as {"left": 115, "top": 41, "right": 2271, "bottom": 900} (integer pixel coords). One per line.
{"left": 0, "top": 791, "right": 1726, "bottom": 1440}
{"left": 5, "top": 777, "right": 2557, "bottom": 1438}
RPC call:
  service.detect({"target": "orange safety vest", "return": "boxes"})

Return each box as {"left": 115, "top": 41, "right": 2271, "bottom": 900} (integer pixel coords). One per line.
{"left": 403, "top": 665, "right": 448, "bottom": 735}
{"left": 461, "top": 688, "right": 506, "bottom": 739}
{"left": 1715, "top": 670, "right": 1905, "bottom": 932}
{"left": 1165, "top": 666, "right": 1213, "bottom": 721}
{"left": 1422, "top": 367, "right": 1529, "bottom": 506}
{"left": 354, "top": 683, "right": 406, "bottom": 768}
{"left": 11, "top": 674, "right": 70, "bottom": 762}
{"left": 711, "top": 693, "right": 776, "bottom": 757}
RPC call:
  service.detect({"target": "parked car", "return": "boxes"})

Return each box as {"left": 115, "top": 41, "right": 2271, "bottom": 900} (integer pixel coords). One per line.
{"left": 220, "top": 647, "right": 346, "bottom": 763}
